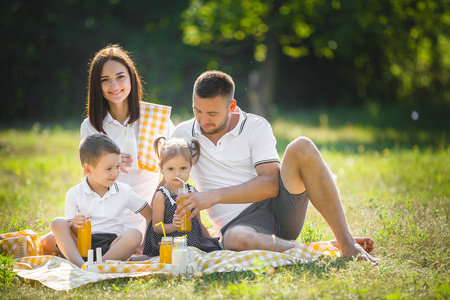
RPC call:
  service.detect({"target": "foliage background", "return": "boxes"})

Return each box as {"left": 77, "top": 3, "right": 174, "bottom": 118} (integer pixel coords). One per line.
{"left": 2, "top": 0, "right": 450, "bottom": 127}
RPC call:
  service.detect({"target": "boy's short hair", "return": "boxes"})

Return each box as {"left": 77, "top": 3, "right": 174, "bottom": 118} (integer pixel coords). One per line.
{"left": 79, "top": 134, "right": 121, "bottom": 167}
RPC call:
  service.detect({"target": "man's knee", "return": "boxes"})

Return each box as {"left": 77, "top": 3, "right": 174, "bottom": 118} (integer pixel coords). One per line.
{"left": 286, "top": 137, "right": 320, "bottom": 160}
{"left": 223, "top": 227, "right": 257, "bottom": 251}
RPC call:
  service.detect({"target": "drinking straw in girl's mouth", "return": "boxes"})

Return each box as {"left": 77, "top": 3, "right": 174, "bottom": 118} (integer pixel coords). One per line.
{"left": 176, "top": 177, "right": 186, "bottom": 190}
{"left": 156, "top": 222, "right": 166, "bottom": 237}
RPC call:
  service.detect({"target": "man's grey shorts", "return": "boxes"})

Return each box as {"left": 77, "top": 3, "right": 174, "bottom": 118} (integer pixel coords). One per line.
{"left": 220, "top": 176, "right": 309, "bottom": 243}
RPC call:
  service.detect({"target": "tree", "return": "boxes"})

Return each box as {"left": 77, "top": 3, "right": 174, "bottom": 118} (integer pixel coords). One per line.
{"left": 181, "top": 0, "right": 450, "bottom": 117}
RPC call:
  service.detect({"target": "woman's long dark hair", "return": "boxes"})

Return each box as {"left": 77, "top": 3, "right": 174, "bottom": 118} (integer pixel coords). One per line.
{"left": 87, "top": 44, "right": 142, "bottom": 133}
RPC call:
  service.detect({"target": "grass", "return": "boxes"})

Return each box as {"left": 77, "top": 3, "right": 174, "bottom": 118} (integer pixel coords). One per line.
{"left": 1, "top": 109, "right": 449, "bottom": 299}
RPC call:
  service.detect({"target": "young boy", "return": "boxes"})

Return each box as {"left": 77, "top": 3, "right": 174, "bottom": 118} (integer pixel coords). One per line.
{"left": 51, "top": 134, "right": 152, "bottom": 268}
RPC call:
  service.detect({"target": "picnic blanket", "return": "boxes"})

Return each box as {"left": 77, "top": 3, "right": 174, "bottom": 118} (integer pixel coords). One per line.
{"left": 2, "top": 230, "right": 341, "bottom": 291}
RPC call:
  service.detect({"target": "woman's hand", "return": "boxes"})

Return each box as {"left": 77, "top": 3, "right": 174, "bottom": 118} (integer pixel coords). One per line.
{"left": 120, "top": 153, "right": 140, "bottom": 173}
{"left": 120, "top": 153, "right": 132, "bottom": 173}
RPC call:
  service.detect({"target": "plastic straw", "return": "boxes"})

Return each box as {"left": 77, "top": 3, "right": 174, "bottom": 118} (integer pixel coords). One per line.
{"left": 176, "top": 177, "right": 186, "bottom": 191}
{"left": 156, "top": 222, "right": 166, "bottom": 237}
{"left": 126, "top": 123, "right": 129, "bottom": 135}
{"left": 175, "top": 235, "right": 188, "bottom": 246}
{"left": 85, "top": 198, "right": 96, "bottom": 218}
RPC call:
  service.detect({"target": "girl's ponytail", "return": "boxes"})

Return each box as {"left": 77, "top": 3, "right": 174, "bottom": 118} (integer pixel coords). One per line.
{"left": 189, "top": 139, "right": 201, "bottom": 165}
{"left": 153, "top": 135, "right": 166, "bottom": 161}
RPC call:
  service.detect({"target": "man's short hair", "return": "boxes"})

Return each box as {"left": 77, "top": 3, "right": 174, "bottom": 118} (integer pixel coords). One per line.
{"left": 193, "top": 70, "right": 235, "bottom": 102}
{"left": 79, "top": 134, "right": 121, "bottom": 167}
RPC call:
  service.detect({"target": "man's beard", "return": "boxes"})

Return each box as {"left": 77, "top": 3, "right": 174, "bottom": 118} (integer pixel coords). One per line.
{"left": 202, "top": 114, "right": 230, "bottom": 135}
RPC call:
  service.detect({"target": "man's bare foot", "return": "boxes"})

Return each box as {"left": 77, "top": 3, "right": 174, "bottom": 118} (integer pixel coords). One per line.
{"left": 329, "top": 237, "right": 378, "bottom": 265}
{"left": 343, "top": 242, "right": 379, "bottom": 265}
{"left": 330, "top": 237, "right": 374, "bottom": 253}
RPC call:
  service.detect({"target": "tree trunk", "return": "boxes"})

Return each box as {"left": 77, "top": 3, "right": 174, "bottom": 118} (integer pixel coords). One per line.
{"left": 248, "top": 30, "right": 278, "bottom": 121}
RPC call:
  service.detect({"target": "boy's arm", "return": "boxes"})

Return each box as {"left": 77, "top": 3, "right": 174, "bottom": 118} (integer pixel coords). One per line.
{"left": 65, "top": 187, "right": 84, "bottom": 236}
{"left": 139, "top": 204, "right": 152, "bottom": 230}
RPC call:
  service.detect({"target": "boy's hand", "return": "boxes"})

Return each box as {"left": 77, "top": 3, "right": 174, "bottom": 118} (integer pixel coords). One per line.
{"left": 71, "top": 213, "right": 88, "bottom": 229}
{"left": 172, "top": 214, "right": 182, "bottom": 229}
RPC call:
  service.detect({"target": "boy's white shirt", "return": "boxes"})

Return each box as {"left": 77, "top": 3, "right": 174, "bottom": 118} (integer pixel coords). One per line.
{"left": 80, "top": 112, "right": 174, "bottom": 235}
{"left": 65, "top": 176, "right": 148, "bottom": 236}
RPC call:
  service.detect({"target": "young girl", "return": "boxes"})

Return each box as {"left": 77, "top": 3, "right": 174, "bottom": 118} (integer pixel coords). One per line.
{"left": 142, "top": 137, "right": 221, "bottom": 257}
{"left": 41, "top": 45, "right": 173, "bottom": 255}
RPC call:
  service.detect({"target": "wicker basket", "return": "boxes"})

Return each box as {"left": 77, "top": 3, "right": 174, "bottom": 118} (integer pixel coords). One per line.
{"left": 0, "top": 230, "right": 43, "bottom": 258}
{"left": 13, "top": 238, "right": 28, "bottom": 259}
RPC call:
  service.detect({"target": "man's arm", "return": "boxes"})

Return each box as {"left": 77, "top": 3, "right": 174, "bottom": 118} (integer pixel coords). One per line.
{"left": 175, "top": 161, "right": 280, "bottom": 219}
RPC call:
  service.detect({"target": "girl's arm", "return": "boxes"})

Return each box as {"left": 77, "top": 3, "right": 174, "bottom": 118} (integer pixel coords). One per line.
{"left": 196, "top": 213, "right": 212, "bottom": 238}
{"left": 152, "top": 191, "right": 178, "bottom": 234}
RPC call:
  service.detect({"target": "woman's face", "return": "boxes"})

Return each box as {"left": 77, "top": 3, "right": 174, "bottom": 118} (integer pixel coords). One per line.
{"left": 100, "top": 60, "right": 131, "bottom": 105}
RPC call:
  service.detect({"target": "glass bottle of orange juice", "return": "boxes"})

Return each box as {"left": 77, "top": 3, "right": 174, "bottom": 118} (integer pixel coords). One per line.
{"left": 159, "top": 236, "right": 173, "bottom": 264}
{"left": 177, "top": 187, "right": 191, "bottom": 232}
{"left": 77, "top": 216, "right": 91, "bottom": 257}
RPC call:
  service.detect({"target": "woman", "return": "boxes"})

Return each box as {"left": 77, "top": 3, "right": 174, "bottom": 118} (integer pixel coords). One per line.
{"left": 41, "top": 45, "right": 173, "bottom": 255}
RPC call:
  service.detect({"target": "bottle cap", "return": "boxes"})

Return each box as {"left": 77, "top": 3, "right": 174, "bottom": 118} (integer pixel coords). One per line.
{"left": 96, "top": 247, "right": 102, "bottom": 264}
{"left": 87, "top": 249, "right": 94, "bottom": 264}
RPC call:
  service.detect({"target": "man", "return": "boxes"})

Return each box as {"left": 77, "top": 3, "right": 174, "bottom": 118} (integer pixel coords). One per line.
{"left": 173, "top": 70, "right": 378, "bottom": 264}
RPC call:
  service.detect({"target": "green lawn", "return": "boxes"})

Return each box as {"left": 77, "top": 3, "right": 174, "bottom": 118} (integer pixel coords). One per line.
{"left": 1, "top": 111, "right": 449, "bottom": 299}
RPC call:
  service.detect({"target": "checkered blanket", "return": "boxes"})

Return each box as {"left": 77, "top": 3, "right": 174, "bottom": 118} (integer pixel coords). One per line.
{"left": 2, "top": 230, "right": 341, "bottom": 291}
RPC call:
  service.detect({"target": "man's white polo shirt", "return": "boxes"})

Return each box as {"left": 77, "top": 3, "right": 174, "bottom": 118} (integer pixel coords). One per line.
{"left": 65, "top": 177, "right": 148, "bottom": 236}
{"left": 172, "top": 107, "right": 280, "bottom": 237}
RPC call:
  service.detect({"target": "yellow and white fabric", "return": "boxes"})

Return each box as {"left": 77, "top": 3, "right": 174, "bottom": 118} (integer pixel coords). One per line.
{"left": 3, "top": 230, "right": 341, "bottom": 291}
{"left": 0, "top": 230, "right": 43, "bottom": 258}
{"left": 138, "top": 102, "right": 172, "bottom": 172}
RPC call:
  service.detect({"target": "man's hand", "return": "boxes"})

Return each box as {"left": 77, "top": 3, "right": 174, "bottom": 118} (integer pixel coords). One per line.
{"left": 175, "top": 190, "right": 219, "bottom": 219}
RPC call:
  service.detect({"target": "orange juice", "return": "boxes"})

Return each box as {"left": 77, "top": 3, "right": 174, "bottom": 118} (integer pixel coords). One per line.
{"left": 178, "top": 199, "right": 191, "bottom": 231}
{"left": 160, "top": 237, "right": 173, "bottom": 264}
{"left": 77, "top": 219, "right": 91, "bottom": 257}
{"left": 177, "top": 187, "right": 191, "bottom": 232}
{"left": 178, "top": 198, "right": 191, "bottom": 232}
